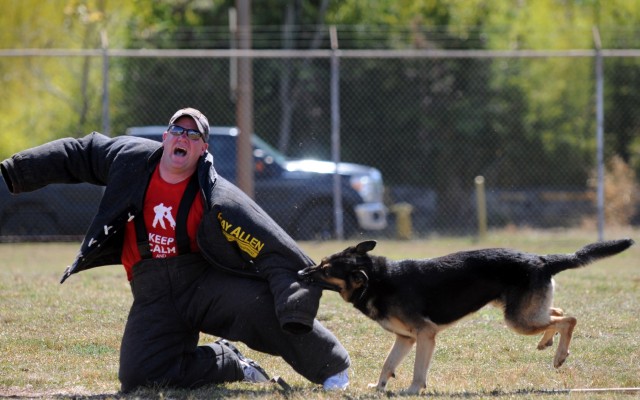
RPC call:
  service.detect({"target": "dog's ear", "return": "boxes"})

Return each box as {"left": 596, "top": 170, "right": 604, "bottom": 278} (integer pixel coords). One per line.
{"left": 355, "top": 240, "right": 376, "bottom": 254}
{"left": 350, "top": 270, "right": 369, "bottom": 286}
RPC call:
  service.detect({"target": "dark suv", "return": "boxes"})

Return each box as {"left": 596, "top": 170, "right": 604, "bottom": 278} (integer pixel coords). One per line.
{"left": 0, "top": 178, "right": 103, "bottom": 241}
{"left": 126, "top": 126, "right": 387, "bottom": 240}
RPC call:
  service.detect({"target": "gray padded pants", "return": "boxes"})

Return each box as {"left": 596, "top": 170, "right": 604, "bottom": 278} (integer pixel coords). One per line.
{"left": 118, "top": 253, "right": 349, "bottom": 392}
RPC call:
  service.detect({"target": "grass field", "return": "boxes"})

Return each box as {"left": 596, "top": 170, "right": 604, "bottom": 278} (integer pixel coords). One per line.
{"left": 0, "top": 228, "right": 638, "bottom": 399}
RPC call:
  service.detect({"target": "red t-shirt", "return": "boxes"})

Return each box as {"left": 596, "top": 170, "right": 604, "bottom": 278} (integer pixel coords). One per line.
{"left": 121, "top": 166, "right": 204, "bottom": 280}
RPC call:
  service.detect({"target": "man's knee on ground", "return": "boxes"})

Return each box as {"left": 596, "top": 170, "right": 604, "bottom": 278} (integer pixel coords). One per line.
{"left": 119, "top": 367, "right": 148, "bottom": 393}
{"left": 118, "top": 354, "right": 173, "bottom": 392}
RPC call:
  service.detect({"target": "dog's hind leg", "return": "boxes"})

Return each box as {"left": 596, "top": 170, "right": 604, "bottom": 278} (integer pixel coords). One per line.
{"left": 550, "top": 315, "right": 577, "bottom": 368}
{"left": 406, "top": 326, "right": 437, "bottom": 395}
{"left": 537, "top": 308, "right": 565, "bottom": 350}
{"left": 371, "top": 334, "right": 415, "bottom": 391}
{"left": 512, "top": 313, "right": 577, "bottom": 367}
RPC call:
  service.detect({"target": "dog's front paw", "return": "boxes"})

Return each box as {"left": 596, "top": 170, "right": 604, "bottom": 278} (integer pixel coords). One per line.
{"left": 403, "top": 384, "right": 423, "bottom": 395}
{"left": 368, "top": 382, "right": 387, "bottom": 391}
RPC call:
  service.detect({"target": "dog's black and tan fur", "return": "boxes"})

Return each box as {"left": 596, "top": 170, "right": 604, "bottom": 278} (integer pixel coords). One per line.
{"left": 299, "top": 239, "right": 634, "bottom": 394}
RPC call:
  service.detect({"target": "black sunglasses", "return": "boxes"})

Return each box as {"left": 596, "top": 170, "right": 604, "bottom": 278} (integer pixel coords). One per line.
{"left": 167, "top": 124, "right": 205, "bottom": 141}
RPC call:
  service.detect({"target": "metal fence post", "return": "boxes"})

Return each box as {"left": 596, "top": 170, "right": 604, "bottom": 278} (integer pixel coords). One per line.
{"left": 475, "top": 176, "right": 487, "bottom": 241}
{"left": 330, "top": 25, "right": 344, "bottom": 240}
{"left": 593, "top": 26, "right": 605, "bottom": 241}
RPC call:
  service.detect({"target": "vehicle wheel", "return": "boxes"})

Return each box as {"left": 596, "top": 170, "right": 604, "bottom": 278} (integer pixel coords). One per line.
{"left": 292, "top": 203, "right": 334, "bottom": 241}
{"left": 292, "top": 204, "right": 359, "bottom": 240}
{"left": 342, "top": 211, "right": 359, "bottom": 239}
{"left": 0, "top": 212, "right": 58, "bottom": 237}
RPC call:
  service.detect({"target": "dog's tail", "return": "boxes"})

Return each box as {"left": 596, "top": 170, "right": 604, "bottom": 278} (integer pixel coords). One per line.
{"left": 544, "top": 238, "right": 634, "bottom": 276}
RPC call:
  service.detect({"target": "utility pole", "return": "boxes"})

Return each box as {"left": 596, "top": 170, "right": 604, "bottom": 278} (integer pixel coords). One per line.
{"left": 235, "top": 0, "right": 254, "bottom": 198}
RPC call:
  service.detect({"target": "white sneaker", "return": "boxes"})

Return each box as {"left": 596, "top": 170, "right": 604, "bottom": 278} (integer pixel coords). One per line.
{"left": 239, "top": 359, "right": 270, "bottom": 383}
{"left": 214, "top": 339, "right": 270, "bottom": 383}
{"left": 323, "top": 369, "right": 349, "bottom": 390}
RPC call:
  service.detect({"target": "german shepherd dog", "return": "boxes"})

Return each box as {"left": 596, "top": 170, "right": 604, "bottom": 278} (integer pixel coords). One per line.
{"left": 298, "top": 239, "right": 634, "bottom": 394}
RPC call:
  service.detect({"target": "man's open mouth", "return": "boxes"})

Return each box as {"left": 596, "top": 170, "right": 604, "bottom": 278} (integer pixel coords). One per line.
{"left": 174, "top": 146, "right": 187, "bottom": 157}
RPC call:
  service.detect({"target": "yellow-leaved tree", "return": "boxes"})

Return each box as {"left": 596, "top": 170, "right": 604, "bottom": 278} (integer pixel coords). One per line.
{"left": 0, "top": 0, "right": 140, "bottom": 159}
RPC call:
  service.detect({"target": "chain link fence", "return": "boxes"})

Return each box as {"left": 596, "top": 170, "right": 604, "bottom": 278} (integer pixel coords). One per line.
{"left": 1, "top": 48, "right": 639, "bottom": 241}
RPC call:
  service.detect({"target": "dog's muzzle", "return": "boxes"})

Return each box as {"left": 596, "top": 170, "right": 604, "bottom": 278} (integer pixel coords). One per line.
{"left": 298, "top": 268, "right": 341, "bottom": 292}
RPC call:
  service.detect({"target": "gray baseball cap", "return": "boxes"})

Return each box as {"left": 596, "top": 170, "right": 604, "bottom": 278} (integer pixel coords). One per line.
{"left": 169, "top": 107, "right": 210, "bottom": 141}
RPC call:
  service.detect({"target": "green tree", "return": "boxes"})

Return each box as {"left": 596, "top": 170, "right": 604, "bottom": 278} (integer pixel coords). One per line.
{"left": 4, "top": 0, "right": 639, "bottom": 228}
{"left": 471, "top": 0, "right": 640, "bottom": 179}
{"left": 322, "top": 0, "right": 640, "bottom": 230}
{"left": 323, "top": 0, "right": 501, "bottom": 232}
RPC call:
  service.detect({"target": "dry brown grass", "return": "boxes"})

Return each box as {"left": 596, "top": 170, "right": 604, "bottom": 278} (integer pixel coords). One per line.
{"left": 1, "top": 228, "right": 638, "bottom": 399}
{"left": 588, "top": 155, "right": 639, "bottom": 226}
